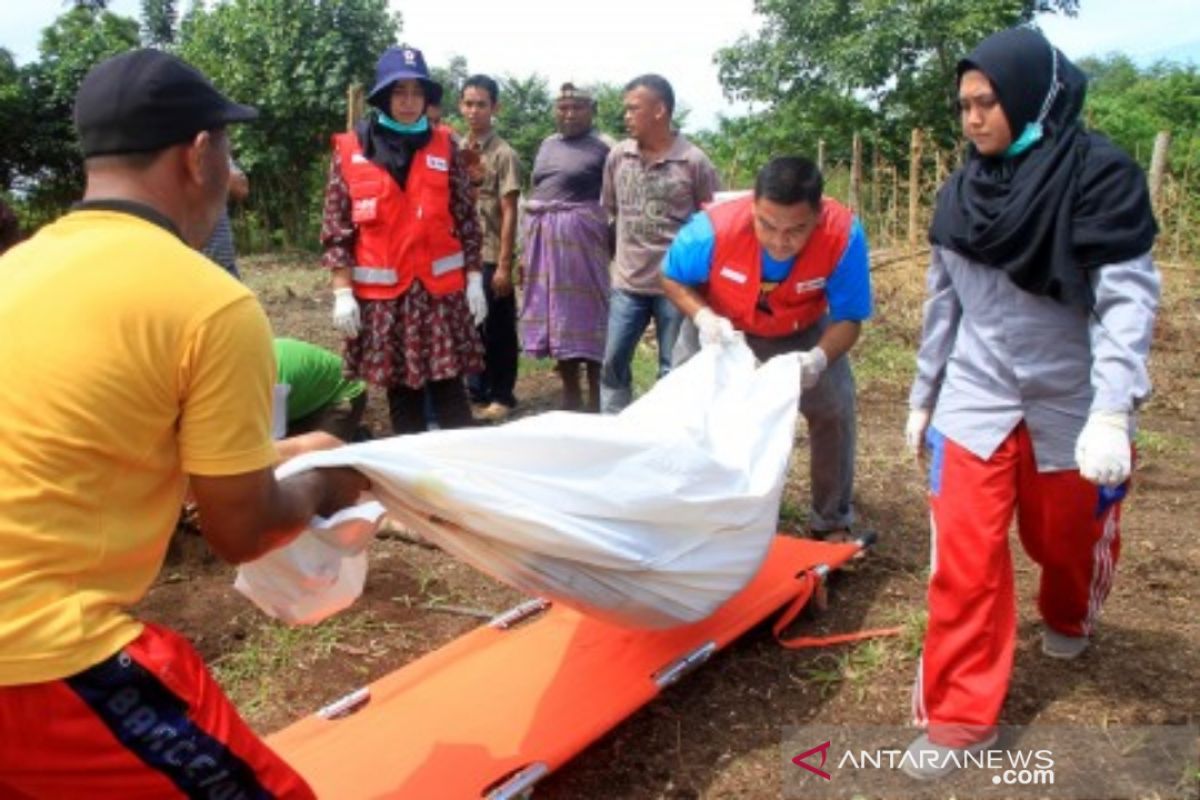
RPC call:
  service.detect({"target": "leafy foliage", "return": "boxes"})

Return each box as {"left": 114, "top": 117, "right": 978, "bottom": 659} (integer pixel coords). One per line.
{"left": 716, "top": 0, "right": 1079, "bottom": 159}
{"left": 1080, "top": 55, "right": 1200, "bottom": 167}
{"left": 140, "top": 0, "right": 177, "bottom": 46}
{"left": 19, "top": 8, "right": 139, "bottom": 216}
{"left": 493, "top": 74, "right": 554, "bottom": 178}
{"left": 177, "top": 0, "right": 401, "bottom": 248}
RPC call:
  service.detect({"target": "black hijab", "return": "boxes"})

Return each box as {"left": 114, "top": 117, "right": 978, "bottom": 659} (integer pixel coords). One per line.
{"left": 929, "top": 27, "right": 1158, "bottom": 308}
{"left": 355, "top": 87, "right": 432, "bottom": 189}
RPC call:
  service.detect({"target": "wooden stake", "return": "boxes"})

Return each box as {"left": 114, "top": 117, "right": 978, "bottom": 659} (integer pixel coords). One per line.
{"left": 346, "top": 83, "right": 365, "bottom": 132}
{"left": 849, "top": 132, "right": 862, "bottom": 213}
{"left": 1149, "top": 131, "right": 1171, "bottom": 213}
{"left": 908, "top": 128, "right": 923, "bottom": 255}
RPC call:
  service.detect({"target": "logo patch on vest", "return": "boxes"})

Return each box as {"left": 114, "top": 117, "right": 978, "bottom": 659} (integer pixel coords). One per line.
{"left": 426, "top": 155, "right": 449, "bottom": 172}
{"left": 351, "top": 197, "right": 378, "bottom": 223}
{"left": 718, "top": 266, "right": 748, "bottom": 284}
{"left": 794, "top": 277, "right": 827, "bottom": 293}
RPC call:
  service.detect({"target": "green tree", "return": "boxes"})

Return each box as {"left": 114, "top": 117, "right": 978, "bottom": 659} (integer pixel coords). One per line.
{"left": 429, "top": 53, "right": 469, "bottom": 128}
{"left": 178, "top": 0, "right": 400, "bottom": 248}
{"left": 495, "top": 74, "right": 554, "bottom": 179}
{"left": 0, "top": 49, "right": 27, "bottom": 189}
{"left": 1080, "top": 55, "right": 1200, "bottom": 167}
{"left": 140, "top": 0, "right": 177, "bottom": 46}
{"left": 590, "top": 82, "right": 626, "bottom": 140}
{"left": 21, "top": 7, "right": 139, "bottom": 214}
{"left": 717, "top": 0, "right": 1080, "bottom": 157}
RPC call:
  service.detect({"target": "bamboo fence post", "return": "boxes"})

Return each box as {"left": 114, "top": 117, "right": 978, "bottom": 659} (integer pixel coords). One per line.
{"left": 817, "top": 139, "right": 826, "bottom": 173}
{"left": 908, "top": 128, "right": 923, "bottom": 255}
{"left": 1170, "top": 136, "right": 1193, "bottom": 260}
{"left": 849, "top": 132, "right": 862, "bottom": 212}
{"left": 1148, "top": 131, "right": 1171, "bottom": 213}
{"left": 871, "top": 138, "right": 882, "bottom": 223}
{"left": 890, "top": 165, "right": 900, "bottom": 246}
{"left": 346, "top": 83, "right": 365, "bottom": 132}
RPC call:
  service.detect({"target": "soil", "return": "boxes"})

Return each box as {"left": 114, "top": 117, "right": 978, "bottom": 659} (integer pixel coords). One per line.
{"left": 136, "top": 254, "right": 1200, "bottom": 799}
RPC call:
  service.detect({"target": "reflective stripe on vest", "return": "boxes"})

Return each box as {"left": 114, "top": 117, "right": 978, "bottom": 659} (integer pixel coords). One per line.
{"left": 432, "top": 251, "right": 465, "bottom": 276}
{"left": 352, "top": 266, "right": 399, "bottom": 285}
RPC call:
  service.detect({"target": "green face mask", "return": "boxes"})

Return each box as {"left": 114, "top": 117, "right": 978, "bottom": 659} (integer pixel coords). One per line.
{"left": 378, "top": 112, "right": 429, "bottom": 134}
{"left": 1004, "top": 121, "right": 1044, "bottom": 158}
{"left": 1004, "top": 45, "right": 1061, "bottom": 159}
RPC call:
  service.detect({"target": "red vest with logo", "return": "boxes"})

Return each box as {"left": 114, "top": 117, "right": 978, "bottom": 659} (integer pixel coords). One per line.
{"left": 704, "top": 195, "right": 853, "bottom": 337}
{"left": 333, "top": 127, "right": 465, "bottom": 300}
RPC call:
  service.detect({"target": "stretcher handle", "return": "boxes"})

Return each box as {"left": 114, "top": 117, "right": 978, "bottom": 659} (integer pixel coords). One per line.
{"left": 485, "top": 761, "right": 549, "bottom": 800}
{"left": 772, "top": 570, "right": 902, "bottom": 650}
{"left": 488, "top": 598, "right": 550, "bottom": 630}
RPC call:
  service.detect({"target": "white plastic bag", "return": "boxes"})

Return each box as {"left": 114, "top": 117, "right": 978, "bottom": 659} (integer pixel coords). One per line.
{"left": 234, "top": 501, "right": 386, "bottom": 625}
{"left": 275, "top": 341, "right": 801, "bottom": 628}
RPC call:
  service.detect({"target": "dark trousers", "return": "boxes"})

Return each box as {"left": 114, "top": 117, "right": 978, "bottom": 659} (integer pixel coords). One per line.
{"left": 388, "top": 379, "right": 475, "bottom": 434}
{"left": 467, "top": 262, "right": 519, "bottom": 407}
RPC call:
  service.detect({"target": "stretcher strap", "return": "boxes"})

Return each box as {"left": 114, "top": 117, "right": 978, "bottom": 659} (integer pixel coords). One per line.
{"left": 772, "top": 570, "right": 903, "bottom": 650}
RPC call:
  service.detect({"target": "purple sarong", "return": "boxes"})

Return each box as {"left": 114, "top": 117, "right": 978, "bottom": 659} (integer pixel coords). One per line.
{"left": 519, "top": 200, "right": 610, "bottom": 361}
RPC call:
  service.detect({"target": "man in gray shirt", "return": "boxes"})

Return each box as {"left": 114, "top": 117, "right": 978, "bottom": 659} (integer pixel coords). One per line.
{"left": 599, "top": 74, "right": 718, "bottom": 414}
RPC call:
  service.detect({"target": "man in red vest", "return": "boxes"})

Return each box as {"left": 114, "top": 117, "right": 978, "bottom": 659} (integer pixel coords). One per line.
{"left": 662, "top": 156, "right": 872, "bottom": 541}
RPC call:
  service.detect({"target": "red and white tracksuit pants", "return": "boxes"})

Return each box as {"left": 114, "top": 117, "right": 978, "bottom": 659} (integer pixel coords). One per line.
{"left": 912, "top": 423, "right": 1124, "bottom": 747}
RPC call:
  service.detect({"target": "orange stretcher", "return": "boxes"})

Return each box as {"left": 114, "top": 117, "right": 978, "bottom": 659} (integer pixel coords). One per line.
{"left": 268, "top": 533, "right": 896, "bottom": 799}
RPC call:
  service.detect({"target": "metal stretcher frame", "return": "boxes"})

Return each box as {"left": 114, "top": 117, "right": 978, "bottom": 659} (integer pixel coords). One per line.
{"left": 268, "top": 533, "right": 883, "bottom": 799}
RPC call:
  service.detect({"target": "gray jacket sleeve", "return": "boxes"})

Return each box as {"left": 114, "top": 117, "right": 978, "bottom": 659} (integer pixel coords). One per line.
{"left": 909, "top": 247, "right": 962, "bottom": 411}
{"left": 1087, "top": 251, "right": 1161, "bottom": 413}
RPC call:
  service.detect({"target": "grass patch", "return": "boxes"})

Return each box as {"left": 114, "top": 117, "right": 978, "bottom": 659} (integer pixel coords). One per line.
{"left": 517, "top": 355, "right": 557, "bottom": 376}
{"left": 1135, "top": 428, "right": 1189, "bottom": 458}
{"left": 801, "top": 639, "right": 893, "bottom": 701}
{"left": 241, "top": 253, "right": 326, "bottom": 298}
{"left": 852, "top": 324, "right": 915, "bottom": 390}
{"left": 212, "top": 613, "right": 401, "bottom": 718}
{"left": 778, "top": 498, "right": 807, "bottom": 530}
{"left": 631, "top": 341, "right": 661, "bottom": 397}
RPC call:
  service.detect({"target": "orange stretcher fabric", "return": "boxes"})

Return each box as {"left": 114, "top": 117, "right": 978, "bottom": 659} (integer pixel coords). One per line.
{"left": 268, "top": 534, "right": 890, "bottom": 799}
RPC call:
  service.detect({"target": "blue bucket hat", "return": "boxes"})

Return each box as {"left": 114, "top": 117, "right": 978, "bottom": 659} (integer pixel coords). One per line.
{"left": 368, "top": 45, "right": 442, "bottom": 108}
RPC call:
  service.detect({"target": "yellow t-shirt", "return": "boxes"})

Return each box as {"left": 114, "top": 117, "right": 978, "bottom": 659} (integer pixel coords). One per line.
{"left": 0, "top": 208, "right": 279, "bottom": 685}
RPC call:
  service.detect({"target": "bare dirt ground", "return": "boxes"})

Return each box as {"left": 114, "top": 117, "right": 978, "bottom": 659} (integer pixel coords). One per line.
{"left": 137, "top": 253, "right": 1199, "bottom": 799}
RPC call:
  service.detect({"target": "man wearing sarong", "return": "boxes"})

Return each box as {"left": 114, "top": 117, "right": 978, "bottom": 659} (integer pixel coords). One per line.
{"left": 519, "top": 83, "right": 613, "bottom": 411}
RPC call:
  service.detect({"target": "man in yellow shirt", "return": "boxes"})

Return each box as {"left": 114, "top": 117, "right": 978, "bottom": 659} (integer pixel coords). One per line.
{"left": 0, "top": 50, "right": 367, "bottom": 798}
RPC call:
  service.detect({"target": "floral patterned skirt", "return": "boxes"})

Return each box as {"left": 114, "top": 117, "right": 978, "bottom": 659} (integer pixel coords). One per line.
{"left": 343, "top": 281, "right": 484, "bottom": 390}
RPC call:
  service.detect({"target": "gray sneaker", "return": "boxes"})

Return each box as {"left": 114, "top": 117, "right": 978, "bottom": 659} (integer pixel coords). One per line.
{"left": 1042, "top": 628, "right": 1089, "bottom": 659}
{"left": 901, "top": 731, "right": 999, "bottom": 781}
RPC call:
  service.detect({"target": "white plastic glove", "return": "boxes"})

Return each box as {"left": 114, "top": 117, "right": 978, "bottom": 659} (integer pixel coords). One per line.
{"left": 905, "top": 408, "right": 932, "bottom": 457}
{"left": 1075, "top": 410, "right": 1131, "bottom": 486}
{"left": 332, "top": 287, "right": 361, "bottom": 338}
{"left": 467, "top": 271, "right": 488, "bottom": 327}
{"left": 693, "top": 307, "right": 737, "bottom": 347}
{"left": 797, "top": 346, "right": 828, "bottom": 390}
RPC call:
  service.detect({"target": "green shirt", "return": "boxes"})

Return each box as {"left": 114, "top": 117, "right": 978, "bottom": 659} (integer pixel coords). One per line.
{"left": 273, "top": 338, "right": 365, "bottom": 422}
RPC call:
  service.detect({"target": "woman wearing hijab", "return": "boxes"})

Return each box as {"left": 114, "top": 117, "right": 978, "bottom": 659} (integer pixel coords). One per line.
{"left": 320, "top": 45, "right": 488, "bottom": 433}
{"left": 903, "top": 27, "right": 1160, "bottom": 777}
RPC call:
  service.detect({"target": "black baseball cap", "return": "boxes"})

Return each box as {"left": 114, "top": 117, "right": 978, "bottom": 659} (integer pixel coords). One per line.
{"left": 74, "top": 49, "right": 258, "bottom": 158}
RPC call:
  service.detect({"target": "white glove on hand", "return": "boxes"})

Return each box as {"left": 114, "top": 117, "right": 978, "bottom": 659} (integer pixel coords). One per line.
{"left": 332, "top": 287, "right": 361, "bottom": 338}
{"left": 693, "top": 307, "right": 737, "bottom": 347}
{"left": 797, "top": 346, "right": 828, "bottom": 390}
{"left": 905, "top": 408, "right": 932, "bottom": 457}
{"left": 1075, "top": 410, "right": 1132, "bottom": 486}
{"left": 467, "top": 271, "right": 488, "bottom": 327}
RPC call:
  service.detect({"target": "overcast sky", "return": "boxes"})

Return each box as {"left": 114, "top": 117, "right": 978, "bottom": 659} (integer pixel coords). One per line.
{"left": 3, "top": 0, "right": 1197, "bottom": 131}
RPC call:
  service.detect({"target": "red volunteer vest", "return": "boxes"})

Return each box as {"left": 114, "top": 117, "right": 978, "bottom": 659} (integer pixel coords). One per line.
{"left": 704, "top": 195, "right": 853, "bottom": 337}
{"left": 333, "top": 127, "right": 465, "bottom": 300}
